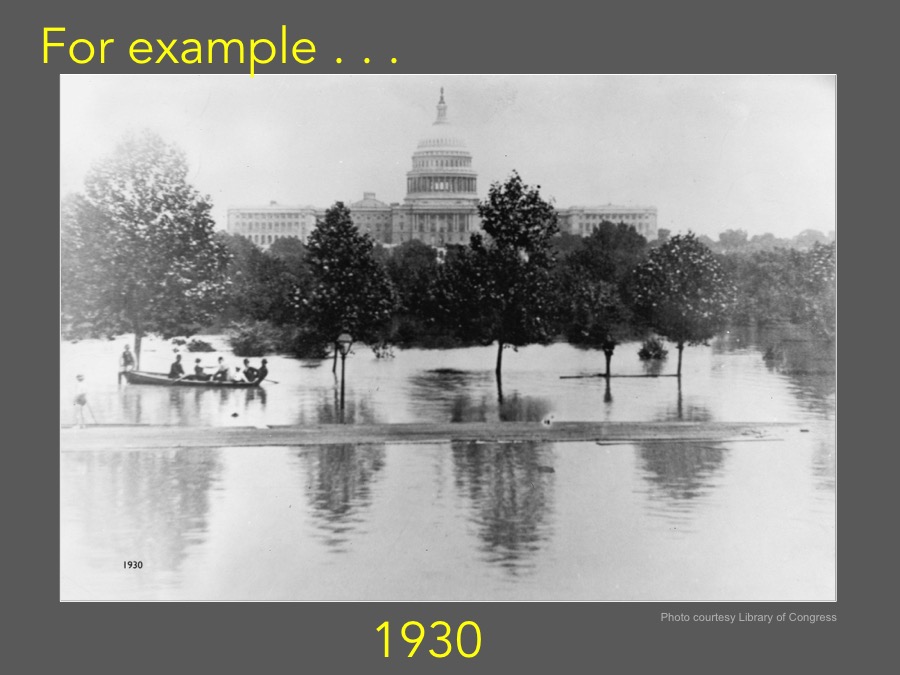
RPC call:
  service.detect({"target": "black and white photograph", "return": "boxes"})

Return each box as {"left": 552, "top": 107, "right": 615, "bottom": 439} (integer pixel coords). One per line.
{"left": 59, "top": 74, "right": 836, "bottom": 601}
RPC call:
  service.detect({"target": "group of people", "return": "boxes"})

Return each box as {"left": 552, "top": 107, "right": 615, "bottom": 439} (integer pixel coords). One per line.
{"left": 117, "top": 343, "right": 270, "bottom": 385}
{"left": 168, "top": 354, "right": 268, "bottom": 384}
{"left": 74, "top": 346, "right": 271, "bottom": 428}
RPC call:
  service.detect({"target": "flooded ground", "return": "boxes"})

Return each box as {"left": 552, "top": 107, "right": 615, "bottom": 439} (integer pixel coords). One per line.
{"left": 60, "top": 326, "right": 835, "bottom": 600}
{"left": 60, "top": 326, "right": 835, "bottom": 427}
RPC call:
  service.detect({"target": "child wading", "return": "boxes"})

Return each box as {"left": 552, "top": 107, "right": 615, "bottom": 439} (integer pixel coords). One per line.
{"left": 73, "top": 374, "right": 88, "bottom": 428}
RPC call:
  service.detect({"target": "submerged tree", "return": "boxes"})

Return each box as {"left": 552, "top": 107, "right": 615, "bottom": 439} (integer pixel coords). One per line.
{"left": 631, "top": 232, "right": 735, "bottom": 377}
{"left": 304, "top": 202, "right": 397, "bottom": 366}
{"left": 60, "top": 130, "right": 230, "bottom": 368}
{"left": 556, "top": 221, "right": 648, "bottom": 375}
{"left": 561, "top": 280, "right": 632, "bottom": 375}
{"left": 785, "top": 241, "right": 836, "bottom": 340}
{"left": 434, "top": 172, "right": 559, "bottom": 398}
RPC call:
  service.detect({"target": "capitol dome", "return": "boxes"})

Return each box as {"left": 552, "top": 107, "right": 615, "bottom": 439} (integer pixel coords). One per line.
{"left": 406, "top": 88, "right": 478, "bottom": 200}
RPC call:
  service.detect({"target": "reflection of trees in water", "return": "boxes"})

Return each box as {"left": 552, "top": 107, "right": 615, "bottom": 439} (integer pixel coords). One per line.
{"left": 64, "top": 448, "right": 221, "bottom": 573}
{"left": 655, "top": 381, "right": 714, "bottom": 422}
{"left": 713, "top": 325, "right": 835, "bottom": 419}
{"left": 117, "top": 385, "right": 268, "bottom": 425}
{"left": 636, "top": 441, "right": 728, "bottom": 515}
{"left": 451, "top": 441, "right": 554, "bottom": 573}
{"left": 811, "top": 436, "right": 836, "bottom": 492}
{"left": 297, "top": 444, "right": 385, "bottom": 551}
{"left": 498, "top": 393, "right": 552, "bottom": 422}
{"left": 120, "top": 385, "right": 144, "bottom": 423}
{"left": 641, "top": 359, "right": 667, "bottom": 377}
{"left": 763, "top": 337, "right": 835, "bottom": 419}
{"left": 409, "top": 369, "right": 493, "bottom": 422}
{"left": 711, "top": 325, "right": 765, "bottom": 354}
{"left": 315, "top": 390, "right": 377, "bottom": 424}
{"left": 449, "top": 394, "right": 489, "bottom": 422}
{"left": 409, "top": 370, "right": 553, "bottom": 423}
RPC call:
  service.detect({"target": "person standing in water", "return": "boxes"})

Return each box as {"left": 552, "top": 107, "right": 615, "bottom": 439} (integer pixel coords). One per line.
{"left": 119, "top": 344, "right": 135, "bottom": 383}
{"left": 73, "top": 374, "right": 88, "bottom": 428}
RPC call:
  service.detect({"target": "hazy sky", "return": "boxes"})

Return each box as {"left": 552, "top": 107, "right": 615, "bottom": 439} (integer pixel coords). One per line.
{"left": 60, "top": 74, "right": 835, "bottom": 239}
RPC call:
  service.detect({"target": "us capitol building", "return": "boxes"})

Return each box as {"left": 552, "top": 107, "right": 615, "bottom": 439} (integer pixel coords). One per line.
{"left": 227, "top": 90, "right": 657, "bottom": 250}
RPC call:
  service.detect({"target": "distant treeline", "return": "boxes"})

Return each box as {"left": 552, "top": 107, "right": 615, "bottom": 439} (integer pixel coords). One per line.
{"left": 657, "top": 227, "right": 835, "bottom": 254}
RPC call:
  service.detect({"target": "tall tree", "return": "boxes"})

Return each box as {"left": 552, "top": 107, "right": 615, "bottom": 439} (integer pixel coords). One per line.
{"left": 60, "top": 130, "right": 230, "bottom": 368}
{"left": 304, "top": 202, "right": 397, "bottom": 367}
{"left": 631, "top": 232, "right": 735, "bottom": 377}
{"left": 435, "top": 171, "right": 559, "bottom": 398}
{"left": 556, "top": 221, "right": 648, "bottom": 375}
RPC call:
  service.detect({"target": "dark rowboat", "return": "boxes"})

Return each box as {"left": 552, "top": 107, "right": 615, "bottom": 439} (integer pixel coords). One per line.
{"left": 123, "top": 371, "right": 261, "bottom": 387}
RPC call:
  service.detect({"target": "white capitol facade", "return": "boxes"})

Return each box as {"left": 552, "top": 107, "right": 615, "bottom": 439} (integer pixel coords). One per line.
{"left": 227, "top": 90, "right": 657, "bottom": 249}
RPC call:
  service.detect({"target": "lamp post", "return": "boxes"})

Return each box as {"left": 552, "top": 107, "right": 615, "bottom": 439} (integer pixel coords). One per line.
{"left": 337, "top": 332, "right": 353, "bottom": 411}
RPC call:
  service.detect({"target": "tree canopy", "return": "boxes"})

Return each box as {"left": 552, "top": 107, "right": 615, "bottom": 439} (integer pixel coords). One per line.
{"left": 554, "top": 221, "right": 649, "bottom": 373}
{"left": 303, "top": 202, "right": 397, "bottom": 354}
{"left": 631, "top": 232, "right": 735, "bottom": 375}
{"left": 434, "top": 172, "right": 559, "bottom": 395}
{"left": 60, "top": 130, "right": 230, "bottom": 367}
{"left": 216, "top": 232, "right": 301, "bottom": 327}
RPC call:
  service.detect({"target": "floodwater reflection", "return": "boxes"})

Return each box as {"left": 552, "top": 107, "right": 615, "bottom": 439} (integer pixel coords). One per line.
{"left": 498, "top": 393, "right": 552, "bottom": 423}
{"left": 452, "top": 441, "right": 555, "bottom": 573}
{"left": 295, "top": 444, "right": 385, "bottom": 551}
{"left": 762, "top": 337, "right": 836, "bottom": 420}
{"left": 61, "top": 326, "right": 836, "bottom": 426}
{"left": 409, "top": 369, "right": 554, "bottom": 423}
{"left": 811, "top": 435, "right": 836, "bottom": 492}
{"left": 641, "top": 358, "right": 667, "bottom": 377}
{"left": 61, "top": 435, "right": 835, "bottom": 600}
{"left": 314, "top": 390, "right": 378, "bottom": 425}
{"left": 637, "top": 440, "right": 728, "bottom": 503}
{"left": 409, "top": 368, "right": 493, "bottom": 422}
{"left": 635, "top": 439, "right": 729, "bottom": 534}
{"left": 655, "top": 381, "right": 714, "bottom": 422}
{"left": 60, "top": 447, "right": 221, "bottom": 597}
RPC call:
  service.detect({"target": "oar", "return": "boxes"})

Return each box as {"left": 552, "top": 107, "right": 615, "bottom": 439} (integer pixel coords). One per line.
{"left": 169, "top": 373, "right": 191, "bottom": 384}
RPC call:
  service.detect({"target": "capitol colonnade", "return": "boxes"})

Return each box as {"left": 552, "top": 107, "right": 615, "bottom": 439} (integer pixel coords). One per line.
{"left": 406, "top": 176, "right": 477, "bottom": 194}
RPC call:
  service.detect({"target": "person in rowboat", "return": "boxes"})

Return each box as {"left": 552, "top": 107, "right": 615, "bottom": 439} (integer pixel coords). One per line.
{"left": 168, "top": 354, "right": 185, "bottom": 379}
{"left": 212, "top": 357, "right": 231, "bottom": 382}
{"left": 188, "top": 358, "right": 211, "bottom": 381}
{"left": 255, "top": 359, "right": 268, "bottom": 384}
{"left": 242, "top": 359, "right": 258, "bottom": 382}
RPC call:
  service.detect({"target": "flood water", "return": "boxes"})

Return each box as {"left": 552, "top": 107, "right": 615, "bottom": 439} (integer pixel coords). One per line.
{"left": 60, "top": 326, "right": 836, "bottom": 600}
{"left": 60, "top": 326, "right": 835, "bottom": 426}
